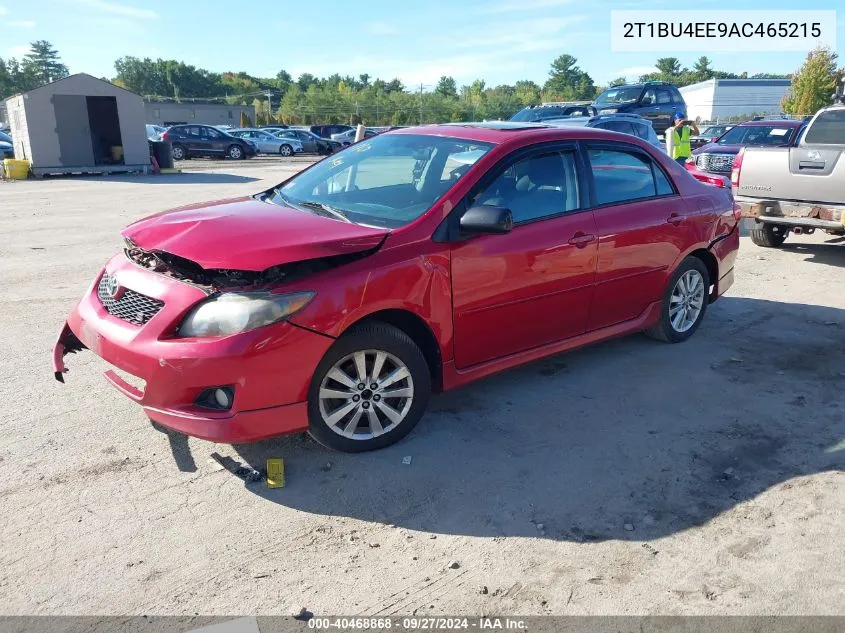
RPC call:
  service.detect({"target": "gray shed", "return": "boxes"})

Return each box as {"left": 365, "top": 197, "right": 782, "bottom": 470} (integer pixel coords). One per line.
{"left": 4, "top": 73, "right": 150, "bottom": 176}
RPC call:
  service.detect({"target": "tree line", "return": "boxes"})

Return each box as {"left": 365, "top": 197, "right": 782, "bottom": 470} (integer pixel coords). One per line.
{"left": 1, "top": 41, "right": 841, "bottom": 125}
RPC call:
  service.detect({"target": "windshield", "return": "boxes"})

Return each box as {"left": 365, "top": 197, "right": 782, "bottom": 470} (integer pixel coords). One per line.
{"left": 702, "top": 126, "right": 726, "bottom": 137}
{"left": 267, "top": 133, "right": 493, "bottom": 229}
{"left": 716, "top": 125, "right": 796, "bottom": 146}
{"left": 595, "top": 86, "right": 643, "bottom": 107}
{"left": 803, "top": 110, "right": 845, "bottom": 144}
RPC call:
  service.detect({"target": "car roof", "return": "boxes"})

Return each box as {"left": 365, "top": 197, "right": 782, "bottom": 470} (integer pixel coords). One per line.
{"left": 389, "top": 122, "right": 656, "bottom": 148}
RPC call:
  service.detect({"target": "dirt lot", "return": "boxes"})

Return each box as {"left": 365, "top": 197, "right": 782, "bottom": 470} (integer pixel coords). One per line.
{"left": 0, "top": 164, "right": 843, "bottom": 616}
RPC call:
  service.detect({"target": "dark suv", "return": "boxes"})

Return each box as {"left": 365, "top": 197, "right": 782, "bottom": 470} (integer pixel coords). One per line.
{"left": 310, "top": 124, "right": 354, "bottom": 139}
{"left": 509, "top": 102, "right": 595, "bottom": 123}
{"left": 593, "top": 81, "right": 686, "bottom": 135}
{"left": 161, "top": 125, "right": 257, "bottom": 160}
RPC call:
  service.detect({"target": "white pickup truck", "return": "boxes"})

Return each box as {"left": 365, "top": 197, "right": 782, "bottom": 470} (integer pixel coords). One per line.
{"left": 732, "top": 104, "right": 845, "bottom": 247}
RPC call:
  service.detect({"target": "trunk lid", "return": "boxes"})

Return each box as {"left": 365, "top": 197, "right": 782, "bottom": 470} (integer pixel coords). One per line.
{"left": 122, "top": 197, "right": 389, "bottom": 271}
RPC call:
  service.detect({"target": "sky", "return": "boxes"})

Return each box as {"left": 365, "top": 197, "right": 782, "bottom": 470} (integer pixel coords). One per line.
{"left": 2, "top": 0, "right": 844, "bottom": 92}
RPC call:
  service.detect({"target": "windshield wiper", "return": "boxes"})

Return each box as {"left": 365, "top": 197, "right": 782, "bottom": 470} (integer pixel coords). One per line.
{"left": 296, "top": 200, "right": 353, "bottom": 223}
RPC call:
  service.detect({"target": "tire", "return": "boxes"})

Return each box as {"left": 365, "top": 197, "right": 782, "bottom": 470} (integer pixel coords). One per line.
{"left": 749, "top": 222, "right": 788, "bottom": 248}
{"left": 278, "top": 144, "right": 293, "bottom": 157}
{"left": 171, "top": 144, "right": 187, "bottom": 161}
{"left": 227, "top": 144, "right": 244, "bottom": 160}
{"left": 307, "top": 323, "right": 431, "bottom": 453}
{"left": 645, "top": 256, "right": 710, "bottom": 344}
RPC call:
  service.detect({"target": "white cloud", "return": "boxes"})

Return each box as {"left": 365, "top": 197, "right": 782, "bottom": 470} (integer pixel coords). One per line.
{"left": 486, "top": 0, "right": 577, "bottom": 13}
{"left": 449, "top": 15, "right": 590, "bottom": 51}
{"left": 7, "top": 19, "right": 36, "bottom": 28}
{"left": 0, "top": 5, "right": 7, "bottom": 15}
{"left": 7, "top": 45, "right": 30, "bottom": 56}
{"left": 72, "top": 0, "right": 158, "bottom": 19}
{"left": 364, "top": 21, "right": 399, "bottom": 36}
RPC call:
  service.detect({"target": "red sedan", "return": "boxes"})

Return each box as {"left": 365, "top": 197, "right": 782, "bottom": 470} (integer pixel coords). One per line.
{"left": 53, "top": 122, "right": 740, "bottom": 452}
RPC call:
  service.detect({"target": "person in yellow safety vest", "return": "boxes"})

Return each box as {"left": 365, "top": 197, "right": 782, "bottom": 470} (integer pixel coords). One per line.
{"left": 665, "top": 112, "right": 699, "bottom": 165}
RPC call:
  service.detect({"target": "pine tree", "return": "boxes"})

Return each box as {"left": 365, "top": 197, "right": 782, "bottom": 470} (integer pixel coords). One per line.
{"left": 21, "top": 41, "right": 69, "bottom": 86}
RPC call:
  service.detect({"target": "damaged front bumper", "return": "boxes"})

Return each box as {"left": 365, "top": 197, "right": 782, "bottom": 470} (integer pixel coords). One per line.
{"left": 52, "top": 255, "right": 335, "bottom": 443}
{"left": 736, "top": 196, "right": 845, "bottom": 231}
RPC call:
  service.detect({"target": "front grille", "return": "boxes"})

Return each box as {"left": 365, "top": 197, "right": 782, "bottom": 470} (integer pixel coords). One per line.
{"left": 97, "top": 274, "right": 164, "bottom": 325}
{"left": 696, "top": 152, "right": 735, "bottom": 173}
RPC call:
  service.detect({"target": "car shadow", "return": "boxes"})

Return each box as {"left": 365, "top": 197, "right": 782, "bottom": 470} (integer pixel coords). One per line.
{"left": 74, "top": 172, "right": 260, "bottom": 185}
{"left": 780, "top": 238, "right": 845, "bottom": 267}
{"left": 179, "top": 296, "right": 843, "bottom": 543}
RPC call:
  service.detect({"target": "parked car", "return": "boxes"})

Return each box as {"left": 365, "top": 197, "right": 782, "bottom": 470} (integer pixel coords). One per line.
{"left": 732, "top": 104, "right": 845, "bottom": 247}
{"left": 544, "top": 113, "right": 662, "bottom": 149}
{"left": 161, "top": 125, "right": 257, "bottom": 160}
{"left": 685, "top": 119, "right": 805, "bottom": 188}
{"left": 509, "top": 101, "right": 596, "bottom": 123}
{"left": 0, "top": 130, "right": 13, "bottom": 159}
{"left": 690, "top": 124, "right": 734, "bottom": 150}
{"left": 273, "top": 128, "right": 341, "bottom": 154}
{"left": 593, "top": 81, "right": 686, "bottom": 135}
{"left": 146, "top": 125, "right": 166, "bottom": 141}
{"left": 311, "top": 124, "right": 354, "bottom": 139}
{"left": 331, "top": 127, "right": 378, "bottom": 146}
{"left": 52, "top": 121, "right": 739, "bottom": 452}
{"left": 228, "top": 128, "right": 303, "bottom": 156}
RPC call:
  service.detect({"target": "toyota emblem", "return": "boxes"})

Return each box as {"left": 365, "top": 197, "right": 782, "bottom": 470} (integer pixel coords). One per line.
{"left": 106, "top": 275, "right": 123, "bottom": 300}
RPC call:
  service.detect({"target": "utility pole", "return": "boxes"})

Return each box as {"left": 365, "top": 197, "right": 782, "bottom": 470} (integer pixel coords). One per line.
{"left": 376, "top": 96, "right": 380, "bottom": 125}
{"left": 419, "top": 83, "right": 424, "bottom": 125}
{"left": 265, "top": 91, "right": 273, "bottom": 124}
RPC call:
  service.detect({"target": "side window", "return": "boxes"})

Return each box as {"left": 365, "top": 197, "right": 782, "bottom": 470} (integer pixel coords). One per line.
{"left": 656, "top": 89, "right": 672, "bottom": 104}
{"left": 654, "top": 165, "right": 675, "bottom": 196}
{"left": 588, "top": 147, "right": 662, "bottom": 205}
{"left": 187, "top": 127, "right": 201, "bottom": 137}
{"left": 641, "top": 88, "right": 656, "bottom": 105}
{"left": 632, "top": 123, "right": 650, "bottom": 140}
{"left": 671, "top": 87, "right": 685, "bottom": 104}
{"left": 472, "top": 151, "right": 580, "bottom": 223}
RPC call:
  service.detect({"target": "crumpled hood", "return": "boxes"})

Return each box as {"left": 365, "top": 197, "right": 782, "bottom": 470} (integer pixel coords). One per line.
{"left": 693, "top": 143, "right": 742, "bottom": 156}
{"left": 122, "top": 196, "right": 389, "bottom": 271}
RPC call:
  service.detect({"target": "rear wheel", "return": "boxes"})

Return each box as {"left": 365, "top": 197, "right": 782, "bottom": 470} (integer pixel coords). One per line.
{"left": 307, "top": 323, "right": 431, "bottom": 452}
{"left": 171, "top": 144, "right": 187, "bottom": 161}
{"left": 279, "top": 144, "right": 293, "bottom": 157}
{"left": 646, "top": 257, "right": 710, "bottom": 344}
{"left": 227, "top": 144, "right": 244, "bottom": 160}
{"left": 750, "top": 222, "right": 788, "bottom": 248}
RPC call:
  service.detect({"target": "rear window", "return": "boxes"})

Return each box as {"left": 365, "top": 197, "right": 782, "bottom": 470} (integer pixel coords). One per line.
{"left": 803, "top": 110, "right": 845, "bottom": 144}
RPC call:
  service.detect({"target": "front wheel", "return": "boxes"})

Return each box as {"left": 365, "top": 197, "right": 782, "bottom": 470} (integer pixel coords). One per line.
{"left": 645, "top": 257, "right": 710, "bottom": 344}
{"left": 227, "top": 145, "right": 244, "bottom": 160}
{"left": 307, "top": 323, "right": 431, "bottom": 452}
{"left": 749, "top": 222, "right": 788, "bottom": 248}
{"left": 278, "top": 144, "right": 293, "bottom": 157}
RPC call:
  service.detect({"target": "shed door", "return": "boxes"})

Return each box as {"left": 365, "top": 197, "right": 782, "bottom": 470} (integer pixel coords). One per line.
{"left": 53, "top": 95, "right": 95, "bottom": 166}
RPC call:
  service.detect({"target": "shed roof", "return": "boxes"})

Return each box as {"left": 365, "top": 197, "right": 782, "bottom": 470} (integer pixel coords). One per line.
{"left": 7, "top": 72, "right": 141, "bottom": 100}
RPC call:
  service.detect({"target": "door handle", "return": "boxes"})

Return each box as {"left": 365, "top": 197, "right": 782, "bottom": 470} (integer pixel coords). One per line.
{"left": 568, "top": 232, "right": 596, "bottom": 248}
{"left": 666, "top": 213, "right": 687, "bottom": 226}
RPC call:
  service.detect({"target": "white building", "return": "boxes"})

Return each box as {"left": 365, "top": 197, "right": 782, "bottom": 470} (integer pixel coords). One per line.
{"left": 679, "top": 79, "right": 792, "bottom": 123}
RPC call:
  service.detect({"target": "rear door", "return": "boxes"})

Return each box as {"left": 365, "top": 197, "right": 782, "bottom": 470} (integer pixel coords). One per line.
{"left": 450, "top": 144, "right": 598, "bottom": 367}
{"left": 585, "top": 142, "right": 696, "bottom": 330}
{"left": 183, "top": 126, "right": 208, "bottom": 154}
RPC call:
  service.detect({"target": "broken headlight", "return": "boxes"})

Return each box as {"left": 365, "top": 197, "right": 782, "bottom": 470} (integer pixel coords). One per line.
{"left": 177, "top": 291, "right": 315, "bottom": 338}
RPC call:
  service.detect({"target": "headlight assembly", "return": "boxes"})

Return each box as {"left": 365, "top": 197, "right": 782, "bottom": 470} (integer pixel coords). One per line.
{"left": 177, "top": 291, "right": 315, "bottom": 338}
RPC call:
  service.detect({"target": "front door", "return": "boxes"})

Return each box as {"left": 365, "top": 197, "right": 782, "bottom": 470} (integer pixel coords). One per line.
{"left": 53, "top": 94, "right": 95, "bottom": 166}
{"left": 450, "top": 147, "right": 598, "bottom": 368}
{"left": 584, "top": 142, "right": 695, "bottom": 330}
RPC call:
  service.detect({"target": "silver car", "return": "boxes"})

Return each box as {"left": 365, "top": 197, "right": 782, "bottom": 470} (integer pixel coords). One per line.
{"left": 544, "top": 113, "right": 662, "bottom": 149}
{"left": 228, "top": 128, "right": 303, "bottom": 156}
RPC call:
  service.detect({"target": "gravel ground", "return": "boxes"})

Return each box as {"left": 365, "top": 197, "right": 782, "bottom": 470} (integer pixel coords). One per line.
{"left": 0, "top": 165, "right": 843, "bottom": 616}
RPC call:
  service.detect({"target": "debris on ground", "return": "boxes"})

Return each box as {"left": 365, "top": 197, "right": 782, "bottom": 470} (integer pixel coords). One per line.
{"left": 291, "top": 607, "right": 311, "bottom": 621}
{"left": 479, "top": 586, "right": 489, "bottom": 595}
{"left": 623, "top": 523, "right": 635, "bottom": 532}
{"left": 447, "top": 560, "right": 460, "bottom": 569}
{"left": 209, "top": 453, "right": 264, "bottom": 483}
{"left": 320, "top": 462, "right": 332, "bottom": 472}
{"left": 402, "top": 456, "right": 412, "bottom": 465}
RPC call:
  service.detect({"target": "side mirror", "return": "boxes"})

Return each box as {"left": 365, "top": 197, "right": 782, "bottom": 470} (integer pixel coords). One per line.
{"left": 459, "top": 205, "right": 513, "bottom": 235}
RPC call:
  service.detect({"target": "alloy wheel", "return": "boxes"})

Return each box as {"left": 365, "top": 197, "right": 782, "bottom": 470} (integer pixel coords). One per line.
{"left": 318, "top": 349, "right": 414, "bottom": 440}
{"left": 669, "top": 270, "right": 705, "bottom": 333}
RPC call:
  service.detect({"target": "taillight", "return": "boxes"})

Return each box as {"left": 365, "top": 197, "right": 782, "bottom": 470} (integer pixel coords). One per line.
{"left": 160, "top": 132, "right": 168, "bottom": 140}
{"left": 731, "top": 148, "right": 744, "bottom": 188}
{"left": 693, "top": 172, "right": 728, "bottom": 188}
